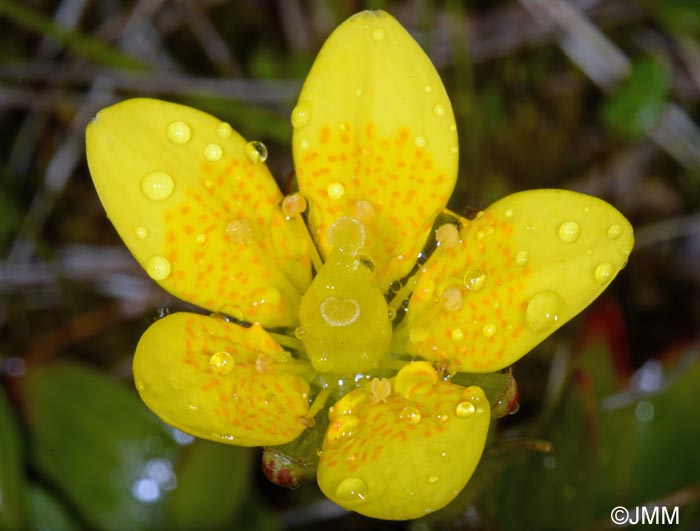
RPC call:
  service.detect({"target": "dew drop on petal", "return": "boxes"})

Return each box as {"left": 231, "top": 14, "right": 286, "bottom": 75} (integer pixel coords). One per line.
{"left": 558, "top": 221, "right": 580, "bottom": 243}
{"left": 141, "top": 171, "right": 174, "bottom": 201}
{"left": 400, "top": 406, "right": 421, "bottom": 425}
{"left": 526, "top": 291, "right": 565, "bottom": 333}
{"left": 451, "top": 328, "right": 464, "bottom": 341}
{"left": 482, "top": 323, "right": 497, "bottom": 338}
{"left": 353, "top": 199, "right": 376, "bottom": 224}
{"left": 327, "top": 181, "right": 345, "bottom": 199}
{"left": 209, "top": 351, "right": 234, "bottom": 375}
{"left": 607, "top": 224, "right": 622, "bottom": 240}
{"left": 291, "top": 103, "right": 312, "bottom": 129}
{"left": 146, "top": 256, "right": 171, "bottom": 280}
{"left": 299, "top": 138, "right": 310, "bottom": 150}
{"left": 244, "top": 140, "right": 268, "bottom": 163}
{"left": 371, "top": 27, "right": 386, "bottom": 40}
{"left": 425, "top": 84, "right": 433, "bottom": 93}
{"left": 134, "top": 226, "right": 148, "bottom": 240}
{"left": 216, "top": 122, "right": 232, "bottom": 139}
{"left": 204, "top": 143, "right": 222, "bottom": 161}
{"left": 441, "top": 286, "right": 463, "bottom": 311}
{"left": 428, "top": 475, "right": 439, "bottom": 484}
{"left": 450, "top": 146, "right": 458, "bottom": 154}
{"left": 335, "top": 477, "right": 368, "bottom": 501}
{"left": 515, "top": 250, "right": 530, "bottom": 266}
{"left": 594, "top": 262, "right": 615, "bottom": 285}
{"left": 433, "top": 104, "right": 446, "bottom": 116}
{"left": 464, "top": 269, "right": 486, "bottom": 291}
{"left": 226, "top": 218, "right": 253, "bottom": 244}
{"left": 456, "top": 401, "right": 476, "bottom": 418}
{"left": 195, "top": 233, "right": 206, "bottom": 245}
{"left": 354, "top": 88, "right": 364, "bottom": 97}
{"left": 414, "top": 135, "right": 427, "bottom": 148}
{"left": 505, "top": 208, "right": 514, "bottom": 219}
{"left": 166, "top": 121, "right": 191, "bottom": 144}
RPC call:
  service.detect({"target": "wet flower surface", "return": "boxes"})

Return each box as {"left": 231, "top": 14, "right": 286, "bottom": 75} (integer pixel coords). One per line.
{"left": 86, "top": 10, "right": 634, "bottom": 520}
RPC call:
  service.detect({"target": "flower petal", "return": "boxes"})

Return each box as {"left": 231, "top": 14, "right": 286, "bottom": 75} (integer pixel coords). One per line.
{"left": 292, "top": 10, "right": 458, "bottom": 289}
{"left": 86, "top": 98, "right": 311, "bottom": 327}
{"left": 133, "top": 312, "right": 311, "bottom": 446}
{"left": 397, "top": 189, "right": 634, "bottom": 372}
{"left": 317, "top": 362, "right": 489, "bottom": 520}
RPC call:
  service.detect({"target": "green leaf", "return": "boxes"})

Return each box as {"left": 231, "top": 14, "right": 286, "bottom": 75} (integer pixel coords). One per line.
{"left": 602, "top": 57, "right": 670, "bottom": 140}
{"left": 19, "top": 363, "right": 178, "bottom": 531}
{"left": 25, "top": 484, "right": 78, "bottom": 531}
{"left": 0, "top": 384, "right": 25, "bottom": 530}
{"left": 643, "top": 0, "right": 700, "bottom": 35}
{"left": 164, "top": 440, "right": 253, "bottom": 530}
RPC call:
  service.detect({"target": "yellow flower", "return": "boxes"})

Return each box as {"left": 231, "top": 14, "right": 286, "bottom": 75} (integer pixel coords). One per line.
{"left": 85, "top": 10, "right": 634, "bottom": 520}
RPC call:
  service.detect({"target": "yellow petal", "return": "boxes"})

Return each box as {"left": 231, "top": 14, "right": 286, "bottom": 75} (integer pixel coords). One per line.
{"left": 133, "top": 312, "right": 311, "bottom": 446}
{"left": 396, "top": 189, "right": 634, "bottom": 372}
{"left": 317, "top": 362, "right": 489, "bottom": 520}
{"left": 86, "top": 98, "right": 311, "bottom": 327}
{"left": 292, "top": 10, "right": 458, "bottom": 289}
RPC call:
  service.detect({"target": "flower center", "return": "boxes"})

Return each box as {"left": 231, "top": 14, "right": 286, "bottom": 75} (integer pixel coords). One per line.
{"left": 298, "top": 217, "right": 392, "bottom": 376}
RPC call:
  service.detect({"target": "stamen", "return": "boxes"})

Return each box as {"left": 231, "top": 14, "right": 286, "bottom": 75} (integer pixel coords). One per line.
{"left": 369, "top": 377, "right": 391, "bottom": 404}
{"left": 306, "top": 385, "right": 334, "bottom": 419}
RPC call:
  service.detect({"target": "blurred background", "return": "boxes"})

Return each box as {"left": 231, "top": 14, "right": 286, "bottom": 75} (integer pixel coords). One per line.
{"left": 1, "top": 0, "right": 699, "bottom": 529}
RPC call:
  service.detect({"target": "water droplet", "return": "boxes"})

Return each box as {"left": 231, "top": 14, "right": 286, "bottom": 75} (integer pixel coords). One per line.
{"left": 433, "top": 104, "right": 446, "bottom": 116}
{"left": 409, "top": 327, "right": 430, "bottom": 343}
{"left": 299, "top": 138, "right": 310, "bottom": 149}
{"left": 354, "top": 88, "right": 364, "bottom": 97}
{"left": 327, "top": 414, "right": 361, "bottom": 440}
{"left": 244, "top": 141, "right": 268, "bottom": 163}
{"left": 414, "top": 135, "right": 427, "bottom": 148}
{"left": 226, "top": 218, "right": 253, "bottom": 244}
{"left": 291, "top": 103, "right": 311, "bottom": 129}
{"left": 451, "top": 328, "right": 464, "bottom": 341}
{"left": 594, "top": 262, "right": 615, "bottom": 285}
{"left": 216, "top": 122, "right": 232, "bottom": 139}
{"left": 195, "top": 233, "right": 206, "bottom": 245}
{"left": 146, "top": 256, "right": 171, "bottom": 280}
{"left": 441, "top": 286, "right": 463, "bottom": 311}
{"left": 400, "top": 406, "right": 421, "bottom": 425}
{"left": 136, "top": 380, "right": 145, "bottom": 391}
{"left": 428, "top": 475, "right": 439, "bottom": 484}
{"left": 526, "top": 291, "right": 565, "bottom": 333}
{"left": 387, "top": 307, "right": 395, "bottom": 320}
{"left": 141, "top": 171, "right": 174, "bottom": 201}
{"left": 464, "top": 269, "right": 486, "bottom": 291}
{"left": 607, "top": 224, "right": 622, "bottom": 239}
{"left": 320, "top": 296, "right": 360, "bottom": 327}
{"left": 209, "top": 351, "right": 234, "bottom": 375}
{"left": 335, "top": 477, "right": 368, "bottom": 501}
{"left": 482, "top": 323, "right": 497, "bottom": 338}
{"left": 202, "top": 178, "right": 214, "bottom": 190}
{"left": 294, "top": 327, "right": 305, "bottom": 339}
{"left": 424, "top": 84, "right": 433, "bottom": 93}
{"left": 558, "top": 221, "right": 580, "bottom": 243}
{"left": 450, "top": 146, "right": 458, "bottom": 154}
{"left": 134, "top": 226, "right": 148, "bottom": 240}
{"left": 371, "top": 27, "right": 386, "bottom": 40}
{"left": 353, "top": 199, "right": 376, "bottom": 224}
{"left": 204, "top": 143, "right": 222, "bottom": 161}
{"left": 166, "top": 121, "right": 191, "bottom": 144}
{"left": 505, "top": 208, "right": 514, "bottom": 219}
{"left": 327, "top": 181, "right": 345, "bottom": 199}
{"left": 188, "top": 403, "right": 198, "bottom": 411}
{"left": 456, "top": 401, "right": 476, "bottom": 418}
{"left": 515, "top": 250, "right": 530, "bottom": 266}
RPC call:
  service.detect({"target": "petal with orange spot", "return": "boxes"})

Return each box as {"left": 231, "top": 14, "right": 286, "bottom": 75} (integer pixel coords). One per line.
{"left": 317, "top": 362, "right": 489, "bottom": 520}
{"left": 133, "top": 312, "right": 311, "bottom": 446}
{"left": 86, "top": 98, "right": 311, "bottom": 327}
{"left": 396, "top": 189, "right": 634, "bottom": 372}
{"left": 292, "top": 10, "right": 458, "bottom": 289}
